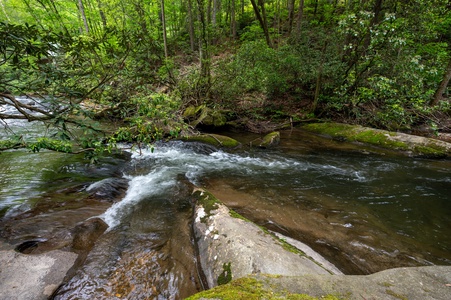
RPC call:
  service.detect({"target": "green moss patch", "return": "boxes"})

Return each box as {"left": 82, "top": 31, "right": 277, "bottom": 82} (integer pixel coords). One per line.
{"left": 302, "top": 123, "right": 402, "bottom": 148}
{"left": 413, "top": 144, "right": 447, "bottom": 157}
{"left": 302, "top": 122, "right": 450, "bottom": 157}
{"left": 217, "top": 262, "right": 233, "bottom": 285}
{"left": 277, "top": 238, "right": 306, "bottom": 257}
{"left": 229, "top": 209, "right": 252, "bottom": 222}
{"left": 385, "top": 289, "right": 408, "bottom": 300}
{"left": 259, "top": 131, "right": 280, "bottom": 148}
{"left": 302, "top": 123, "right": 353, "bottom": 138}
{"left": 186, "top": 277, "right": 344, "bottom": 300}
{"left": 182, "top": 134, "right": 241, "bottom": 148}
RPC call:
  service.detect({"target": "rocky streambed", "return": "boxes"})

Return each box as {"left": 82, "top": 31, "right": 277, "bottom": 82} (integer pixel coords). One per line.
{"left": 1, "top": 123, "right": 450, "bottom": 299}
{"left": 2, "top": 186, "right": 450, "bottom": 300}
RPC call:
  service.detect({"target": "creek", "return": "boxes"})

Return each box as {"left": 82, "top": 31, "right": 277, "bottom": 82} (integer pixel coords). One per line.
{"left": 1, "top": 98, "right": 450, "bottom": 299}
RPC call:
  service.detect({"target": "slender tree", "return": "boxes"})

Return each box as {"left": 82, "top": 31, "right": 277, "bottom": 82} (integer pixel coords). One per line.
{"left": 196, "top": 0, "right": 211, "bottom": 87}
{"left": 250, "top": 0, "right": 273, "bottom": 48}
{"left": 187, "top": 0, "right": 196, "bottom": 51}
{"left": 78, "top": 0, "right": 90, "bottom": 33}
{"left": 287, "top": 0, "right": 295, "bottom": 34}
{"left": 96, "top": 0, "right": 107, "bottom": 28}
{"left": 0, "top": 0, "right": 10, "bottom": 21}
{"left": 161, "top": 0, "right": 169, "bottom": 59}
{"left": 294, "top": 0, "right": 304, "bottom": 39}
{"left": 230, "top": 0, "right": 236, "bottom": 38}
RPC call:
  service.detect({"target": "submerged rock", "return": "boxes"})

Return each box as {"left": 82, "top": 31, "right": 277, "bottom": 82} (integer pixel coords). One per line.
{"left": 86, "top": 177, "right": 129, "bottom": 203}
{"left": 71, "top": 217, "right": 108, "bottom": 252}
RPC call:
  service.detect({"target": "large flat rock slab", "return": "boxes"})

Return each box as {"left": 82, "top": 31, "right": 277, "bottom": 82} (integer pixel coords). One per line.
{"left": 0, "top": 241, "right": 77, "bottom": 300}
{"left": 188, "top": 266, "right": 451, "bottom": 299}
{"left": 257, "top": 265, "right": 451, "bottom": 300}
{"left": 192, "top": 189, "right": 341, "bottom": 288}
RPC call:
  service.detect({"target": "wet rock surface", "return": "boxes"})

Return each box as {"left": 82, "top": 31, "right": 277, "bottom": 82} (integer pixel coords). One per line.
{"left": 0, "top": 241, "right": 77, "bottom": 300}
{"left": 192, "top": 189, "right": 340, "bottom": 289}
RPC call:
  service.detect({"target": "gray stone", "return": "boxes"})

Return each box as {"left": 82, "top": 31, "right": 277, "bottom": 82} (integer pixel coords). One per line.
{"left": 193, "top": 193, "right": 340, "bottom": 288}
{"left": 0, "top": 241, "right": 77, "bottom": 300}
{"left": 252, "top": 265, "right": 451, "bottom": 300}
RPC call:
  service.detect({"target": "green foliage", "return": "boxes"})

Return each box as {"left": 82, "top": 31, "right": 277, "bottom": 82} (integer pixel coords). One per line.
{"left": 28, "top": 138, "right": 72, "bottom": 153}
{"left": 214, "top": 40, "right": 288, "bottom": 99}
{"left": 110, "top": 93, "right": 183, "bottom": 145}
{"left": 1, "top": 0, "right": 450, "bottom": 159}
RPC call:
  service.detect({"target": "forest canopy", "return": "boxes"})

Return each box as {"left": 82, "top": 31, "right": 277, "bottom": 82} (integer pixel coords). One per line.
{"left": 1, "top": 0, "right": 450, "bottom": 156}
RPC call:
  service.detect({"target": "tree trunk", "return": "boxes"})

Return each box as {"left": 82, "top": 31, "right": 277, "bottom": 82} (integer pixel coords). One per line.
{"left": 0, "top": 0, "right": 10, "bottom": 21}
{"left": 294, "top": 0, "right": 304, "bottom": 39}
{"left": 231, "top": 0, "right": 237, "bottom": 38}
{"left": 187, "top": 0, "right": 196, "bottom": 52}
{"left": 96, "top": 0, "right": 107, "bottom": 27}
{"left": 211, "top": 0, "right": 219, "bottom": 44}
{"left": 161, "top": 0, "right": 169, "bottom": 59}
{"left": 250, "top": 0, "right": 273, "bottom": 48}
{"left": 431, "top": 58, "right": 451, "bottom": 106}
{"left": 78, "top": 0, "right": 90, "bottom": 33}
{"left": 196, "top": 0, "right": 211, "bottom": 87}
{"left": 313, "top": 0, "right": 318, "bottom": 17}
{"left": 212, "top": 0, "right": 218, "bottom": 25}
{"left": 287, "top": 0, "right": 295, "bottom": 34}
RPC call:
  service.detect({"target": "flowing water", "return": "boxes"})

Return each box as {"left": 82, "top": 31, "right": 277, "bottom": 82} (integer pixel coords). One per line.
{"left": 1, "top": 98, "right": 451, "bottom": 299}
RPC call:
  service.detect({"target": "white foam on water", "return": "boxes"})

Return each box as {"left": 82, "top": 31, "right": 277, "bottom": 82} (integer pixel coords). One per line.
{"left": 100, "top": 166, "right": 176, "bottom": 229}
{"left": 98, "top": 142, "right": 374, "bottom": 229}
{"left": 86, "top": 178, "right": 115, "bottom": 192}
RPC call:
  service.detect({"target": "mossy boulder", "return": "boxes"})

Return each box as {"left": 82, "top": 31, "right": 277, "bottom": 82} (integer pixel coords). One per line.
{"left": 183, "top": 105, "right": 229, "bottom": 128}
{"left": 259, "top": 131, "right": 280, "bottom": 148}
{"left": 302, "top": 122, "right": 451, "bottom": 158}
{"left": 203, "top": 110, "right": 228, "bottom": 127}
{"left": 182, "top": 134, "right": 241, "bottom": 149}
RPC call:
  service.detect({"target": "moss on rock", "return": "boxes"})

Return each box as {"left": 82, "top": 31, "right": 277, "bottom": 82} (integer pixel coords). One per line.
{"left": 182, "top": 134, "right": 241, "bottom": 148}
{"left": 259, "top": 131, "right": 280, "bottom": 148}
{"left": 203, "top": 110, "right": 228, "bottom": 127}
{"left": 185, "top": 277, "right": 343, "bottom": 300}
{"left": 302, "top": 122, "right": 451, "bottom": 157}
{"left": 183, "top": 105, "right": 230, "bottom": 128}
{"left": 217, "top": 262, "right": 233, "bottom": 285}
